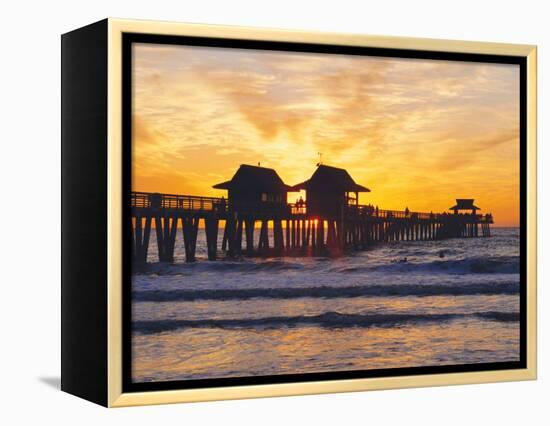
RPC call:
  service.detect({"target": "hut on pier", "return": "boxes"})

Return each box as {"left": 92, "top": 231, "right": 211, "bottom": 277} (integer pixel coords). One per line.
{"left": 213, "top": 164, "right": 291, "bottom": 213}
{"left": 449, "top": 199, "right": 480, "bottom": 215}
{"left": 290, "top": 165, "right": 370, "bottom": 218}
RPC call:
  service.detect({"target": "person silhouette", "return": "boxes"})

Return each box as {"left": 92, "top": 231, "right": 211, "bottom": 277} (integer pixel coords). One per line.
{"left": 298, "top": 196, "right": 304, "bottom": 211}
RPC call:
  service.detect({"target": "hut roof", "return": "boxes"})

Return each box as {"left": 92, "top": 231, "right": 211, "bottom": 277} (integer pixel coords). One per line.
{"left": 290, "top": 165, "right": 370, "bottom": 192}
{"left": 449, "top": 199, "right": 481, "bottom": 210}
{"left": 213, "top": 164, "right": 291, "bottom": 192}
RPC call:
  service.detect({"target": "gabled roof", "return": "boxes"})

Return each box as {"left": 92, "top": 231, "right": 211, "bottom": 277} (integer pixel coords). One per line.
{"left": 290, "top": 165, "right": 370, "bottom": 193}
{"left": 449, "top": 199, "right": 480, "bottom": 210}
{"left": 213, "top": 164, "right": 291, "bottom": 192}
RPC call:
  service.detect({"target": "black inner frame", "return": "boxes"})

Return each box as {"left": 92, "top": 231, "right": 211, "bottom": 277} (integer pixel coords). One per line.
{"left": 122, "top": 32, "right": 528, "bottom": 393}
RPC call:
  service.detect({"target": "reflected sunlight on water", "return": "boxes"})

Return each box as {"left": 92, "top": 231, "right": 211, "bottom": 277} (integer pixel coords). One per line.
{"left": 131, "top": 228, "right": 520, "bottom": 383}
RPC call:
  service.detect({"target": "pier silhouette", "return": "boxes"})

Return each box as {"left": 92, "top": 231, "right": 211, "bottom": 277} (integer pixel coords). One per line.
{"left": 131, "top": 164, "right": 493, "bottom": 263}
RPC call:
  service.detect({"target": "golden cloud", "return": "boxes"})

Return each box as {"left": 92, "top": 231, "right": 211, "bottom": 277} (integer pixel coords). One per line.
{"left": 131, "top": 43, "right": 520, "bottom": 226}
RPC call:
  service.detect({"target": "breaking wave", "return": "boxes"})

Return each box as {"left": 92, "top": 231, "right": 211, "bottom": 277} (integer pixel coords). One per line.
{"left": 136, "top": 255, "right": 519, "bottom": 276}
{"left": 332, "top": 256, "right": 519, "bottom": 275}
{"left": 135, "top": 259, "right": 306, "bottom": 275}
{"left": 133, "top": 281, "right": 519, "bottom": 302}
{"left": 133, "top": 311, "right": 520, "bottom": 334}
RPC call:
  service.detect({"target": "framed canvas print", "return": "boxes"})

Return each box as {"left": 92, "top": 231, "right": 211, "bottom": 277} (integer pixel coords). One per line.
{"left": 61, "top": 18, "right": 537, "bottom": 407}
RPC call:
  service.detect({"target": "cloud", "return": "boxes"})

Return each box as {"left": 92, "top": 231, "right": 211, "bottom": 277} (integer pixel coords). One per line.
{"left": 131, "top": 43, "right": 520, "bottom": 226}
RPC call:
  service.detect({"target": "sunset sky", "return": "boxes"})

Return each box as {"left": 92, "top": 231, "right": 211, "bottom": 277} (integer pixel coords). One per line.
{"left": 132, "top": 43, "right": 520, "bottom": 226}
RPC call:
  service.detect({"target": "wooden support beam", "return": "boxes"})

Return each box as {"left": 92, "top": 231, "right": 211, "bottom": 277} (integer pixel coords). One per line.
{"left": 285, "top": 219, "right": 291, "bottom": 251}
{"left": 191, "top": 217, "right": 200, "bottom": 253}
{"left": 235, "top": 218, "right": 244, "bottom": 254}
{"left": 317, "top": 220, "right": 325, "bottom": 249}
{"left": 132, "top": 215, "right": 153, "bottom": 263}
{"left": 245, "top": 219, "right": 255, "bottom": 255}
{"left": 351, "top": 221, "right": 358, "bottom": 248}
{"left": 166, "top": 216, "right": 178, "bottom": 262}
{"left": 135, "top": 216, "right": 143, "bottom": 259}
{"left": 273, "top": 219, "right": 284, "bottom": 253}
{"left": 258, "top": 220, "right": 269, "bottom": 253}
{"left": 225, "top": 216, "right": 236, "bottom": 257}
{"left": 205, "top": 215, "right": 219, "bottom": 260}
{"left": 154, "top": 215, "right": 165, "bottom": 261}
{"left": 326, "top": 220, "right": 336, "bottom": 249}
{"left": 182, "top": 216, "right": 199, "bottom": 262}
{"left": 291, "top": 219, "right": 296, "bottom": 248}
{"left": 221, "top": 219, "right": 229, "bottom": 251}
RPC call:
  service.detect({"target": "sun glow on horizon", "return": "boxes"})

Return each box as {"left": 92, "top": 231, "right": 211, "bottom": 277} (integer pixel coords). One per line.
{"left": 132, "top": 43, "right": 520, "bottom": 226}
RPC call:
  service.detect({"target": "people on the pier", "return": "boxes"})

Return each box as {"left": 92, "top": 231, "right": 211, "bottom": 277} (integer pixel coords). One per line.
{"left": 365, "top": 204, "right": 374, "bottom": 216}
{"left": 149, "top": 193, "right": 162, "bottom": 209}
{"left": 405, "top": 207, "right": 409, "bottom": 217}
{"left": 296, "top": 196, "right": 305, "bottom": 213}
{"left": 375, "top": 205, "right": 379, "bottom": 217}
{"left": 219, "top": 196, "right": 226, "bottom": 212}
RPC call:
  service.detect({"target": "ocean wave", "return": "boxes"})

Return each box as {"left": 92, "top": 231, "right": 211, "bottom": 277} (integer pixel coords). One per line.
{"left": 136, "top": 259, "right": 306, "bottom": 275}
{"left": 132, "top": 311, "right": 519, "bottom": 334}
{"left": 475, "top": 311, "right": 520, "bottom": 322}
{"left": 133, "top": 282, "right": 519, "bottom": 302}
{"left": 332, "top": 256, "right": 519, "bottom": 275}
{"left": 136, "top": 255, "right": 519, "bottom": 277}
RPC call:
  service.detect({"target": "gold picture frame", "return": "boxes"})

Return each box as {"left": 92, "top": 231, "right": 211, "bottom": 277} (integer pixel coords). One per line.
{"left": 61, "top": 18, "right": 537, "bottom": 407}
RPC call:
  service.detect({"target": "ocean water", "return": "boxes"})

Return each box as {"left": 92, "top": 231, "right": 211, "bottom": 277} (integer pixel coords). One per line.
{"left": 131, "top": 227, "right": 520, "bottom": 383}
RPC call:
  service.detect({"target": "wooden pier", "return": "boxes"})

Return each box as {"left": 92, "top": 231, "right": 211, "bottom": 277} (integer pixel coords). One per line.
{"left": 130, "top": 191, "right": 494, "bottom": 264}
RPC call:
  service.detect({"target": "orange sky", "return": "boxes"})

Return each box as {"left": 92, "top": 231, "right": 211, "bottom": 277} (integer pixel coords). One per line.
{"left": 132, "top": 43, "right": 520, "bottom": 226}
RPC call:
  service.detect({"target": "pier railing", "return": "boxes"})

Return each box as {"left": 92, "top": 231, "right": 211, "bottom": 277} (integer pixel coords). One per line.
{"left": 131, "top": 192, "right": 223, "bottom": 212}
{"left": 132, "top": 192, "right": 290, "bottom": 216}
{"left": 131, "top": 191, "right": 492, "bottom": 222}
{"left": 347, "top": 205, "right": 489, "bottom": 222}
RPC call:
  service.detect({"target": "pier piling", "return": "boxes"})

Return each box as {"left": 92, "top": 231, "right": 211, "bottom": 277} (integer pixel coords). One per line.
{"left": 130, "top": 191, "right": 494, "bottom": 264}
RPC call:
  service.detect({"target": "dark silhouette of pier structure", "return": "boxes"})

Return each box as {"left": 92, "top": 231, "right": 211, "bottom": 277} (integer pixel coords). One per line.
{"left": 131, "top": 164, "right": 493, "bottom": 263}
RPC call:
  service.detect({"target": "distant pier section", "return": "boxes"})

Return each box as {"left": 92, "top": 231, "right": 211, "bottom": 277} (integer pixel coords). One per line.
{"left": 131, "top": 164, "right": 493, "bottom": 263}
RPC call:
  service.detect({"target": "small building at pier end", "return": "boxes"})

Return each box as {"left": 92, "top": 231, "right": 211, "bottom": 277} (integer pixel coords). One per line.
{"left": 213, "top": 164, "right": 291, "bottom": 212}
{"left": 449, "top": 199, "right": 481, "bottom": 215}
{"left": 290, "top": 164, "right": 371, "bottom": 219}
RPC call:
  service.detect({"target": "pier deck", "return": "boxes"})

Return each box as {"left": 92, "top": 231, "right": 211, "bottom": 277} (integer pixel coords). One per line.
{"left": 130, "top": 191, "right": 494, "bottom": 263}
